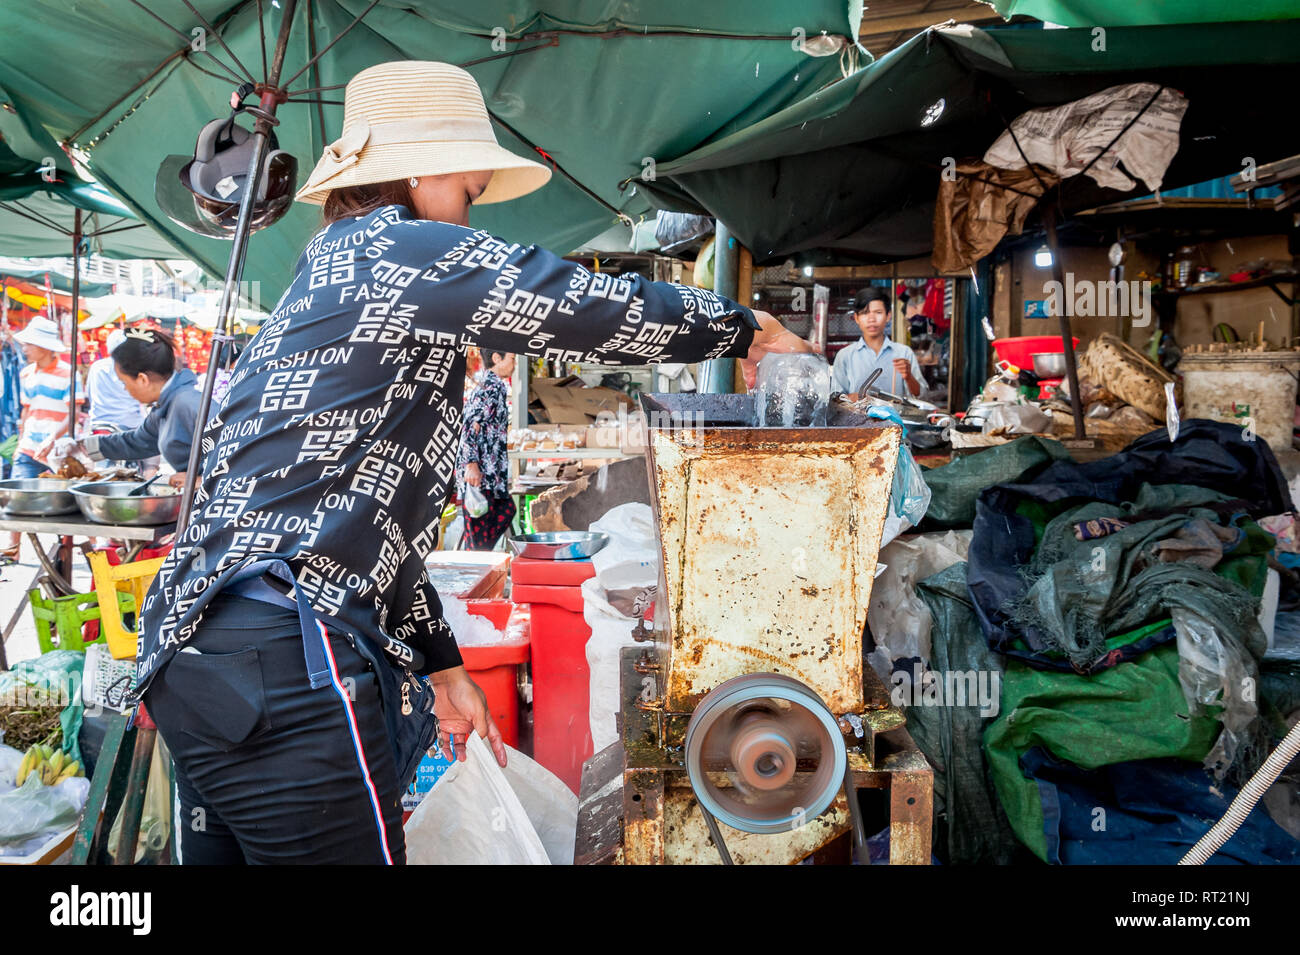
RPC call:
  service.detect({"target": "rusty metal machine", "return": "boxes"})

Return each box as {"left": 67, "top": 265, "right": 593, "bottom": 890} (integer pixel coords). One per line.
{"left": 574, "top": 394, "right": 933, "bottom": 865}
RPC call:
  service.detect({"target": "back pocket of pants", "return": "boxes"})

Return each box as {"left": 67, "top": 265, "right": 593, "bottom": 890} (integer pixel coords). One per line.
{"left": 159, "top": 647, "right": 271, "bottom": 752}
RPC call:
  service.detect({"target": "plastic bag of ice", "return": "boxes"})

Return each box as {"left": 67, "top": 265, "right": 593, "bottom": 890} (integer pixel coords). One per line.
{"left": 755, "top": 353, "right": 832, "bottom": 427}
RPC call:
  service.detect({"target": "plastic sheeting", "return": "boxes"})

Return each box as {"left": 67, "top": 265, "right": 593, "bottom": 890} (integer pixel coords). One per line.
{"left": 1004, "top": 484, "right": 1270, "bottom": 673}
{"left": 867, "top": 530, "right": 971, "bottom": 678}
{"left": 1020, "top": 749, "right": 1300, "bottom": 865}
{"left": 984, "top": 644, "right": 1220, "bottom": 862}
{"left": 921, "top": 435, "right": 1069, "bottom": 529}
{"left": 905, "top": 562, "right": 1021, "bottom": 865}
{"left": 969, "top": 420, "right": 1291, "bottom": 671}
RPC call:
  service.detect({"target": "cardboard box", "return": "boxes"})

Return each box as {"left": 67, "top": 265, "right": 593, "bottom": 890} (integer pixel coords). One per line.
{"left": 530, "top": 377, "right": 634, "bottom": 424}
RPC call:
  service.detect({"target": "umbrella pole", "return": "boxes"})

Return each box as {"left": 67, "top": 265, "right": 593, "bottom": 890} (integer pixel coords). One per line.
{"left": 1045, "top": 214, "right": 1086, "bottom": 440}
{"left": 174, "top": 0, "right": 298, "bottom": 537}
{"left": 69, "top": 209, "right": 82, "bottom": 441}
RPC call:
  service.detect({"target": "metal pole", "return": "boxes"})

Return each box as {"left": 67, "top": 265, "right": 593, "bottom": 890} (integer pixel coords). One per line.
{"left": 700, "top": 221, "right": 740, "bottom": 394}
{"left": 175, "top": 0, "right": 298, "bottom": 537}
{"left": 1045, "top": 215, "right": 1086, "bottom": 440}
{"left": 69, "top": 209, "right": 82, "bottom": 441}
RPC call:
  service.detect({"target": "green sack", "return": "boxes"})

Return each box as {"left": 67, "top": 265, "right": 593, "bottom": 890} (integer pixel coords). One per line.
{"left": 922, "top": 436, "right": 1070, "bottom": 529}
{"left": 984, "top": 645, "right": 1219, "bottom": 862}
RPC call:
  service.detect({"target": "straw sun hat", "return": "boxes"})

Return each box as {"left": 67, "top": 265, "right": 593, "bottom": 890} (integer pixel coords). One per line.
{"left": 295, "top": 61, "right": 552, "bottom": 205}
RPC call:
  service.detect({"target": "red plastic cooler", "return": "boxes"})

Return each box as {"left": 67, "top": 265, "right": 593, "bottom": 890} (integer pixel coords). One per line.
{"left": 511, "top": 556, "right": 596, "bottom": 794}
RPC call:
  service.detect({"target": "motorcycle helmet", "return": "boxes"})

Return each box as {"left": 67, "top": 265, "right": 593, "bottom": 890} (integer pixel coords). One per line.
{"left": 156, "top": 111, "right": 297, "bottom": 238}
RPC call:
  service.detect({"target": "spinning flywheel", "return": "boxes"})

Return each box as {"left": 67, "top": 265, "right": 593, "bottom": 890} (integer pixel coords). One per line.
{"left": 685, "top": 673, "right": 848, "bottom": 854}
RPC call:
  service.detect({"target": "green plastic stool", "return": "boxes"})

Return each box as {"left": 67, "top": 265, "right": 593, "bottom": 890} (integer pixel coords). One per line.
{"left": 28, "top": 589, "right": 135, "bottom": 654}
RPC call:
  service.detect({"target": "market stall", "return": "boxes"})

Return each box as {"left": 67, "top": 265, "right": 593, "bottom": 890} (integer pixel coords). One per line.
{"left": 2, "top": 0, "right": 1300, "bottom": 876}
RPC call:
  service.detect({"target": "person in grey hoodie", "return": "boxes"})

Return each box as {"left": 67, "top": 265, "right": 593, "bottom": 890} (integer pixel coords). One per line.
{"left": 82, "top": 327, "right": 200, "bottom": 484}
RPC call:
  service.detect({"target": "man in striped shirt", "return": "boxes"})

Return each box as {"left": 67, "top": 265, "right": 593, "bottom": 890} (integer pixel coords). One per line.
{"left": 2, "top": 316, "right": 80, "bottom": 562}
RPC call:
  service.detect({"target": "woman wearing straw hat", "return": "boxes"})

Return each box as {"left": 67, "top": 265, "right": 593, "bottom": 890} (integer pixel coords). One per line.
{"left": 135, "top": 61, "right": 808, "bottom": 864}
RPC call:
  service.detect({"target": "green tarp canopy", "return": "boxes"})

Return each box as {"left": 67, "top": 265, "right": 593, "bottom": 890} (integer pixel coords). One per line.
{"left": 642, "top": 19, "right": 1300, "bottom": 263}
{"left": 979, "top": 0, "right": 1300, "bottom": 27}
{"left": 0, "top": 1, "right": 862, "bottom": 301}
{"left": 0, "top": 130, "right": 184, "bottom": 260}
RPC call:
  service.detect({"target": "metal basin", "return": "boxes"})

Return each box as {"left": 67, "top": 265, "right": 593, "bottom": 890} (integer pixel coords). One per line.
{"left": 1032, "top": 352, "right": 1068, "bottom": 377}
{"left": 508, "top": 531, "right": 608, "bottom": 560}
{"left": 0, "top": 478, "right": 80, "bottom": 516}
{"left": 71, "top": 481, "right": 182, "bottom": 526}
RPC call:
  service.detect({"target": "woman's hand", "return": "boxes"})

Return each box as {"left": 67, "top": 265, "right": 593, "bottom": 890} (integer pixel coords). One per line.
{"left": 167, "top": 472, "right": 187, "bottom": 489}
{"left": 465, "top": 461, "right": 482, "bottom": 488}
{"left": 430, "top": 665, "right": 507, "bottom": 767}
{"left": 740, "top": 311, "right": 814, "bottom": 390}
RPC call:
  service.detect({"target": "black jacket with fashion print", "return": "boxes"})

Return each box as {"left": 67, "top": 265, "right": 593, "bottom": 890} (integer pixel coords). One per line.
{"left": 131, "top": 204, "right": 757, "bottom": 698}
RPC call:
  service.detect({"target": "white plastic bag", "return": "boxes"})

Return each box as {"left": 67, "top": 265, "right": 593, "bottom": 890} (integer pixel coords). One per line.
{"left": 0, "top": 764, "right": 91, "bottom": 860}
{"left": 464, "top": 483, "right": 489, "bottom": 518}
{"left": 866, "top": 530, "right": 972, "bottom": 679}
{"left": 1172, "top": 608, "right": 1260, "bottom": 778}
{"left": 983, "top": 401, "right": 1052, "bottom": 436}
{"left": 583, "top": 504, "right": 659, "bottom": 750}
{"left": 588, "top": 503, "right": 659, "bottom": 592}
{"left": 584, "top": 577, "right": 642, "bottom": 752}
{"left": 404, "top": 734, "right": 577, "bottom": 865}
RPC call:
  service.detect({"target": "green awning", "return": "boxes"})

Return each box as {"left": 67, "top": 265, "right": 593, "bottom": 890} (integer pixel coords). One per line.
{"left": 978, "top": 0, "right": 1300, "bottom": 27}
{"left": 643, "top": 20, "right": 1300, "bottom": 263}
{"left": 0, "top": 2, "right": 862, "bottom": 301}
{"left": 0, "top": 134, "right": 184, "bottom": 259}
{"left": 0, "top": 262, "right": 114, "bottom": 297}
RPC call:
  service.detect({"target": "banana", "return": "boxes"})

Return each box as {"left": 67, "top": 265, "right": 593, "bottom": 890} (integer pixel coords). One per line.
{"left": 54, "top": 761, "right": 81, "bottom": 784}
{"left": 16, "top": 749, "right": 34, "bottom": 786}
{"left": 49, "top": 750, "right": 65, "bottom": 775}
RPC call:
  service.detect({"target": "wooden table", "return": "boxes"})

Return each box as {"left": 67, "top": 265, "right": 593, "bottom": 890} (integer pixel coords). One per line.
{"left": 0, "top": 513, "right": 172, "bottom": 669}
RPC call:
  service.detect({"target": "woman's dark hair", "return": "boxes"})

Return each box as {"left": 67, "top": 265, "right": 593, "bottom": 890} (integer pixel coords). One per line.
{"left": 321, "top": 180, "right": 414, "bottom": 226}
{"left": 852, "top": 287, "right": 891, "bottom": 313}
{"left": 113, "top": 327, "right": 179, "bottom": 379}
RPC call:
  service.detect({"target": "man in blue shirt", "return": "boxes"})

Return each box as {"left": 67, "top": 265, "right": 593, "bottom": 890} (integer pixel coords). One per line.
{"left": 87, "top": 329, "right": 146, "bottom": 434}
{"left": 831, "top": 287, "right": 925, "bottom": 399}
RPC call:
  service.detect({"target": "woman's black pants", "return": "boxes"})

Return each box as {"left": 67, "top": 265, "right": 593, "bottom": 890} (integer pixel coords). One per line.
{"left": 144, "top": 593, "right": 406, "bottom": 864}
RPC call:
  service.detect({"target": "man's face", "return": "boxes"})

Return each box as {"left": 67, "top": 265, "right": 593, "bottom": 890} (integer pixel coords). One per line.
{"left": 854, "top": 300, "right": 890, "bottom": 340}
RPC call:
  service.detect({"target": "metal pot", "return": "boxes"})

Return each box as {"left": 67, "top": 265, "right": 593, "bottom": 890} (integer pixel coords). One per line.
{"left": 1031, "top": 352, "right": 1068, "bottom": 378}
{"left": 71, "top": 481, "right": 182, "bottom": 526}
{"left": 0, "top": 478, "right": 80, "bottom": 516}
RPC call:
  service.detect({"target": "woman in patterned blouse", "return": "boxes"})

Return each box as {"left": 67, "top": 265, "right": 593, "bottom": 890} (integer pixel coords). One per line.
{"left": 457, "top": 350, "right": 515, "bottom": 549}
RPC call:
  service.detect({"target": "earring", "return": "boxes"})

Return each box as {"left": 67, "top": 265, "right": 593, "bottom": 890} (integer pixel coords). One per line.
{"left": 409, "top": 177, "right": 419, "bottom": 188}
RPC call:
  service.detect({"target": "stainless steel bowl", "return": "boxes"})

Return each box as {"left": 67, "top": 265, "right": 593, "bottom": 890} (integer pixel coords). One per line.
{"left": 0, "top": 478, "right": 80, "bottom": 516}
{"left": 1031, "top": 352, "right": 1068, "bottom": 377}
{"left": 507, "top": 531, "right": 609, "bottom": 560}
{"left": 70, "top": 481, "right": 182, "bottom": 526}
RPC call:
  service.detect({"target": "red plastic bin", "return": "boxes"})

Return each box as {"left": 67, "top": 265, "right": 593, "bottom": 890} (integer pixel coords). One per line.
{"left": 510, "top": 558, "right": 595, "bottom": 794}
{"left": 461, "top": 602, "right": 530, "bottom": 750}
